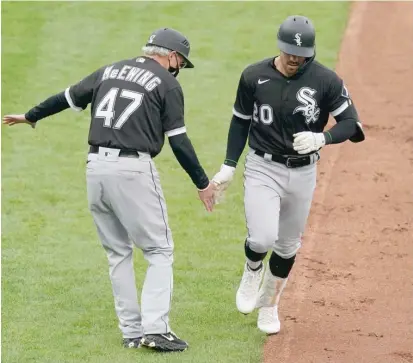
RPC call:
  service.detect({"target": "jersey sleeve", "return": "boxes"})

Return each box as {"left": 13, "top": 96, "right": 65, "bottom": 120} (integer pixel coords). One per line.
{"left": 162, "top": 86, "right": 186, "bottom": 137}
{"left": 324, "top": 73, "right": 353, "bottom": 117}
{"left": 232, "top": 71, "right": 254, "bottom": 120}
{"left": 65, "top": 69, "right": 101, "bottom": 111}
{"left": 324, "top": 72, "right": 365, "bottom": 143}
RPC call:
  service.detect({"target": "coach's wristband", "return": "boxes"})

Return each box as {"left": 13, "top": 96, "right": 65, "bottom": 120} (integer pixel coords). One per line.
{"left": 197, "top": 182, "right": 210, "bottom": 191}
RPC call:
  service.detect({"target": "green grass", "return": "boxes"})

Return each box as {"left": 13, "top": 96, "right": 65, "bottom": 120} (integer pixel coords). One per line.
{"left": 1, "top": 2, "right": 349, "bottom": 362}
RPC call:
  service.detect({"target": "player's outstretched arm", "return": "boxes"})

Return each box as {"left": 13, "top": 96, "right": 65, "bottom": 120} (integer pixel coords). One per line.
{"left": 223, "top": 115, "right": 250, "bottom": 168}
{"left": 211, "top": 115, "right": 250, "bottom": 201}
{"left": 212, "top": 69, "right": 253, "bottom": 200}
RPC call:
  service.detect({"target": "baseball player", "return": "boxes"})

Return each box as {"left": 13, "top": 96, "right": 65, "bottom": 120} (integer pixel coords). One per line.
{"left": 212, "top": 15, "right": 365, "bottom": 334}
{"left": 3, "top": 28, "right": 216, "bottom": 352}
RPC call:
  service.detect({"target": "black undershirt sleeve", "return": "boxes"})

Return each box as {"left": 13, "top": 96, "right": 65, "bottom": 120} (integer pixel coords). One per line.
{"left": 323, "top": 72, "right": 362, "bottom": 145}
{"left": 25, "top": 91, "right": 70, "bottom": 122}
{"left": 323, "top": 119, "right": 357, "bottom": 144}
{"left": 168, "top": 133, "right": 209, "bottom": 190}
{"left": 323, "top": 106, "right": 358, "bottom": 145}
{"left": 224, "top": 115, "right": 251, "bottom": 167}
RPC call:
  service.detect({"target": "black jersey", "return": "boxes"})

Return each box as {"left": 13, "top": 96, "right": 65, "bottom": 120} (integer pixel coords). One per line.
{"left": 65, "top": 56, "right": 186, "bottom": 157}
{"left": 233, "top": 57, "right": 355, "bottom": 155}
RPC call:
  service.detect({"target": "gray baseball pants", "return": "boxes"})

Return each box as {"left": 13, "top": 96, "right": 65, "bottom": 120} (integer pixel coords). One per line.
{"left": 244, "top": 149, "right": 317, "bottom": 259}
{"left": 86, "top": 147, "right": 173, "bottom": 338}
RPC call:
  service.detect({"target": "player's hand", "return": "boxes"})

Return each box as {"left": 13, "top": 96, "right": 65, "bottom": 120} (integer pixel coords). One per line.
{"left": 3, "top": 114, "right": 36, "bottom": 129}
{"left": 198, "top": 182, "right": 216, "bottom": 212}
{"left": 211, "top": 164, "right": 236, "bottom": 204}
{"left": 293, "top": 132, "right": 325, "bottom": 154}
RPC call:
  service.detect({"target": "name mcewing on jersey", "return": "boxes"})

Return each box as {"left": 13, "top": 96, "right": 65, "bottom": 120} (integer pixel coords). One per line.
{"left": 102, "top": 65, "right": 162, "bottom": 92}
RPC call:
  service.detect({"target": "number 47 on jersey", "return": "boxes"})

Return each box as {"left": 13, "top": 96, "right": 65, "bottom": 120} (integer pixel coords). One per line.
{"left": 95, "top": 87, "right": 144, "bottom": 129}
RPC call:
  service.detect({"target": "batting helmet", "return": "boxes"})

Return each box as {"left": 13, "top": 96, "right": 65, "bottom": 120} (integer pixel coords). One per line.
{"left": 146, "top": 28, "right": 194, "bottom": 68}
{"left": 277, "top": 15, "right": 315, "bottom": 58}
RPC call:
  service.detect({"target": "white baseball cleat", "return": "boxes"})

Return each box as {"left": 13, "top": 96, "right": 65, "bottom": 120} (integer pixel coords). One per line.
{"left": 255, "top": 263, "right": 288, "bottom": 334}
{"left": 257, "top": 305, "right": 281, "bottom": 334}
{"left": 236, "top": 262, "right": 264, "bottom": 314}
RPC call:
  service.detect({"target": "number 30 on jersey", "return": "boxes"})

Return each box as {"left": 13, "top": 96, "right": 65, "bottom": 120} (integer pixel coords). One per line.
{"left": 253, "top": 102, "right": 273, "bottom": 125}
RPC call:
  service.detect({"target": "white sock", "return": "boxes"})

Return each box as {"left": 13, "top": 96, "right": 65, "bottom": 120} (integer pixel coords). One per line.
{"left": 246, "top": 259, "right": 262, "bottom": 271}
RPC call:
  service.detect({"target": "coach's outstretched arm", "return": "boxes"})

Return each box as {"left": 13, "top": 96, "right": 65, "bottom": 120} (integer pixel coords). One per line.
{"left": 2, "top": 91, "right": 71, "bottom": 127}
{"left": 2, "top": 70, "right": 100, "bottom": 127}
{"left": 169, "top": 133, "right": 215, "bottom": 212}
{"left": 161, "top": 86, "right": 216, "bottom": 212}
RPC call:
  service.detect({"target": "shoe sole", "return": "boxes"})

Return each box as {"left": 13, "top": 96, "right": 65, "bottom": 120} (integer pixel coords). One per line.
{"left": 238, "top": 308, "right": 254, "bottom": 315}
{"left": 141, "top": 344, "right": 187, "bottom": 353}
{"left": 124, "top": 345, "right": 142, "bottom": 349}
{"left": 236, "top": 267, "right": 264, "bottom": 315}
{"left": 258, "top": 329, "right": 280, "bottom": 335}
{"left": 257, "top": 325, "right": 281, "bottom": 335}
{"left": 236, "top": 293, "right": 259, "bottom": 314}
{"left": 123, "top": 339, "right": 142, "bottom": 349}
{"left": 141, "top": 338, "right": 188, "bottom": 353}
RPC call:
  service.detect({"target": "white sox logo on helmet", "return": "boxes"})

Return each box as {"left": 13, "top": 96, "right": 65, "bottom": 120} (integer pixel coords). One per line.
{"left": 293, "top": 87, "right": 320, "bottom": 124}
{"left": 294, "top": 33, "right": 302, "bottom": 46}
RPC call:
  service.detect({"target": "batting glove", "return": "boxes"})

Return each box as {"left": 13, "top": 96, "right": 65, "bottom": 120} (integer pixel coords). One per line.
{"left": 293, "top": 132, "right": 326, "bottom": 155}
{"left": 212, "top": 164, "right": 236, "bottom": 204}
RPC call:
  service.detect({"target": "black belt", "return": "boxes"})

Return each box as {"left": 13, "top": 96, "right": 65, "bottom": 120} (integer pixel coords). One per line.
{"left": 89, "top": 146, "right": 140, "bottom": 157}
{"left": 253, "top": 149, "right": 319, "bottom": 168}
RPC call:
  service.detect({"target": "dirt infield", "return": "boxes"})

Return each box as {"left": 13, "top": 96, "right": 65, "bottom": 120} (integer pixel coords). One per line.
{"left": 264, "top": 2, "right": 413, "bottom": 363}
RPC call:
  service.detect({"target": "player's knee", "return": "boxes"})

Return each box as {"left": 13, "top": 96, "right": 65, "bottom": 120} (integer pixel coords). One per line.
{"left": 269, "top": 251, "right": 296, "bottom": 278}
{"left": 273, "top": 237, "right": 301, "bottom": 259}
{"left": 103, "top": 241, "right": 133, "bottom": 257}
{"left": 143, "top": 245, "right": 174, "bottom": 265}
{"left": 247, "top": 229, "right": 278, "bottom": 254}
{"left": 246, "top": 234, "right": 276, "bottom": 257}
{"left": 244, "top": 240, "right": 268, "bottom": 261}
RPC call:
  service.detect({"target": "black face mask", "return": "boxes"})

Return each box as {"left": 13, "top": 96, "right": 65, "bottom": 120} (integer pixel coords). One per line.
{"left": 168, "top": 65, "right": 179, "bottom": 77}
{"left": 168, "top": 53, "right": 181, "bottom": 78}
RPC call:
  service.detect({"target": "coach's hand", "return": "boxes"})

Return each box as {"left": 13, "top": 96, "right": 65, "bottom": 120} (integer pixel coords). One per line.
{"left": 293, "top": 132, "right": 325, "bottom": 154}
{"left": 212, "top": 164, "right": 236, "bottom": 204}
{"left": 3, "top": 114, "right": 36, "bottom": 129}
{"left": 198, "top": 182, "right": 216, "bottom": 212}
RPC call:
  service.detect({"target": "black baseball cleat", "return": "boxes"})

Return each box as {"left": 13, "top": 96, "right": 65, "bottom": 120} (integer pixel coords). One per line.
{"left": 123, "top": 337, "right": 142, "bottom": 348}
{"left": 141, "top": 331, "right": 188, "bottom": 352}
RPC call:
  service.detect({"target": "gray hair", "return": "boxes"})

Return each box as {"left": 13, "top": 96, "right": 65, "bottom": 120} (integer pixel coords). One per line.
{"left": 141, "top": 45, "right": 171, "bottom": 57}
